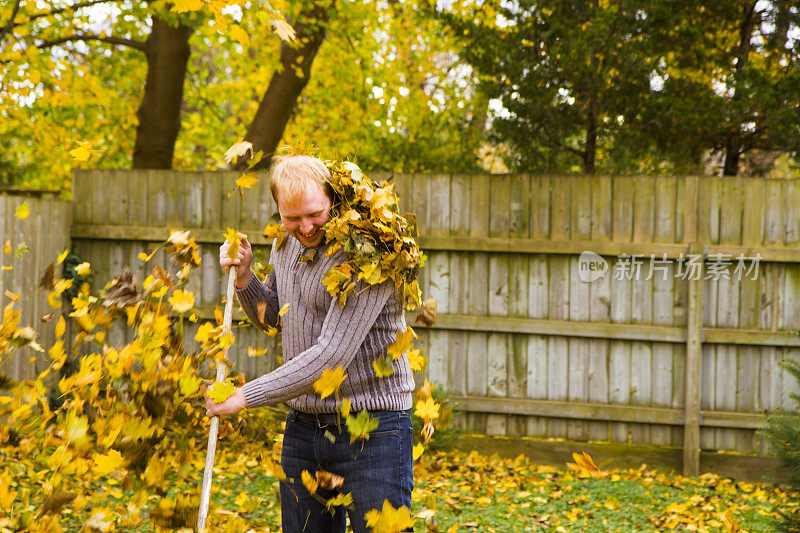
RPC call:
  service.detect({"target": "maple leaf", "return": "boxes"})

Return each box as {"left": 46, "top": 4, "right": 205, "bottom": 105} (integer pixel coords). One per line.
{"left": 223, "top": 227, "right": 244, "bottom": 262}
{"left": 75, "top": 261, "right": 91, "bottom": 277}
{"left": 413, "top": 443, "right": 425, "bottom": 461}
{"left": 346, "top": 410, "right": 379, "bottom": 444}
{"left": 92, "top": 449, "right": 125, "bottom": 476}
{"left": 302, "top": 470, "right": 318, "bottom": 494}
{"left": 271, "top": 19, "right": 296, "bottom": 41}
{"left": 372, "top": 354, "right": 394, "bottom": 378}
{"left": 340, "top": 397, "right": 351, "bottom": 419}
{"left": 64, "top": 411, "right": 89, "bottom": 445}
{"left": 566, "top": 451, "right": 603, "bottom": 478}
{"left": 169, "top": 289, "right": 195, "bottom": 313}
{"left": 414, "top": 398, "right": 440, "bottom": 421}
{"left": 264, "top": 222, "right": 287, "bottom": 249}
{"left": 316, "top": 470, "right": 345, "bottom": 490}
{"left": 406, "top": 349, "right": 426, "bottom": 373}
{"left": 69, "top": 143, "right": 97, "bottom": 162}
{"left": 207, "top": 381, "right": 236, "bottom": 403}
{"left": 313, "top": 366, "right": 347, "bottom": 399}
{"left": 15, "top": 202, "right": 29, "bottom": 220}
{"left": 364, "top": 499, "right": 416, "bottom": 533}
{"left": 278, "top": 303, "right": 290, "bottom": 316}
{"left": 236, "top": 173, "right": 258, "bottom": 189}
{"left": 224, "top": 141, "right": 253, "bottom": 164}
{"left": 327, "top": 493, "right": 353, "bottom": 511}
{"left": 415, "top": 297, "right": 437, "bottom": 328}
{"left": 387, "top": 326, "right": 416, "bottom": 360}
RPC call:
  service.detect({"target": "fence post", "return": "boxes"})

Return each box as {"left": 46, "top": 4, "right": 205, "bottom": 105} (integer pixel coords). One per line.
{"left": 683, "top": 176, "right": 702, "bottom": 477}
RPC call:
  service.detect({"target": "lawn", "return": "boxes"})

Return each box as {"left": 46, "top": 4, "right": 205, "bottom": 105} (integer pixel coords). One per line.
{"left": 2, "top": 436, "right": 795, "bottom": 532}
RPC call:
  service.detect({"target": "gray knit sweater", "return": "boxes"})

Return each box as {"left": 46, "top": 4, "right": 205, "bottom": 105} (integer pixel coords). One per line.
{"left": 238, "top": 236, "right": 415, "bottom": 413}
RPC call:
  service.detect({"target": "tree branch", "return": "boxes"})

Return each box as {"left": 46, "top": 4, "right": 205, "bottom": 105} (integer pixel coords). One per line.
{"left": 37, "top": 33, "right": 146, "bottom": 52}
{"left": 11, "top": 0, "right": 120, "bottom": 29}
{"left": 0, "top": 0, "right": 22, "bottom": 42}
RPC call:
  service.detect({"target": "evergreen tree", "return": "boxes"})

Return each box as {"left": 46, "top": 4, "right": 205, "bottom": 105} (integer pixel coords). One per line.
{"left": 761, "top": 356, "right": 800, "bottom": 532}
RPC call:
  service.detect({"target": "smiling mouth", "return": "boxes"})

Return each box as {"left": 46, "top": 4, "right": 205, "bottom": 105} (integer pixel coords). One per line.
{"left": 300, "top": 229, "right": 319, "bottom": 239}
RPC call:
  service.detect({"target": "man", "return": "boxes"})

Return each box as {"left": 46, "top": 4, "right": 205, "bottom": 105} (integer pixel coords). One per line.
{"left": 207, "top": 153, "right": 415, "bottom": 532}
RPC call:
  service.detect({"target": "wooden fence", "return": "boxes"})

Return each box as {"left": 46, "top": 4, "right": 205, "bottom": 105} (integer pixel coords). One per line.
{"left": 0, "top": 189, "right": 72, "bottom": 380}
{"left": 4, "top": 171, "right": 800, "bottom": 476}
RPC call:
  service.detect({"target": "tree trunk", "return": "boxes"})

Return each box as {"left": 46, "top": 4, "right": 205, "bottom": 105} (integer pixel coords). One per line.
{"left": 236, "top": 3, "right": 330, "bottom": 170}
{"left": 132, "top": 17, "right": 193, "bottom": 169}
{"left": 722, "top": 1, "right": 758, "bottom": 176}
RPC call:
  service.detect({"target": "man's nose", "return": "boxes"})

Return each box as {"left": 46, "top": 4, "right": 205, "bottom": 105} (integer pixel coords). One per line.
{"left": 300, "top": 219, "right": 314, "bottom": 233}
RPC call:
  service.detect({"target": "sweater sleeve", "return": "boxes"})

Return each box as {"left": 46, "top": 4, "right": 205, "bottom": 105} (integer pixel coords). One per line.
{"left": 236, "top": 268, "right": 280, "bottom": 332}
{"left": 241, "top": 279, "right": 394, "bottom": 408}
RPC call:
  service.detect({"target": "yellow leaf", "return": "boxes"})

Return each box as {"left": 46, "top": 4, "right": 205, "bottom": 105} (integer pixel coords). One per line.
{"left": 93, "top": 449, "right": 124, "bottom": 476}
{"left": 278, "top": 303, "right": 290, "bottom": 316}
{"left": 406, "top": 349, "right": 426, "bottom": 372}
{"left": 57, "top": 248, "right": 69, "bottom": 264}
{"left": 15, "top": 202, "right": 29, "bottom": 220}
{"left": 223, "top": 227, "right": 244, "bottom": 262}
{"left": 55, "top": 316, "right": 66, "bottom": 338}
{"left": 364, "top": 500, "right": 415, "bottom": 532}
{"left": 75, "top": 262, "right": 91, "bottom": 277}
{"left": 340, "top": 398, "right": 351, "bottom": 419}
{"left": 301, "top": 470, "right": 318, "bottom": 494}
{"left": 208, "top": 381, "right": 236, "bottom": 403}
{"left": 0, "top": 477, "right": 17, "bottom": 508}
{"left": 172, "top": 0, "right": 204, "bottom": 13}
{"left": 179, "top": 374, "right": 202, "bottom": 396}
{"left": 313, "top": 366, "right": 348, "bottom": 399}
{"left": 414, "top": 398, "right": 440, "bottom": 422}
{"left": 387, "top": 327, "right": 417, "bottom": 359}
{"left": 236, "top": 173, "right": 258, "bottom": 189}
{"left": 3, "top": 240, "right": 10, "bottom": 254}
{"left": 372, "top": 355, "right": 394, "bottom": 378}
{"left": 69, "top": 143, "right": 99, "bottom": 162}
{"left": 271, "top": 19, "right": 296, "bottom": 42}
{"left": 64, "top": 411, "right": 89, "bottom": 445}
{"left": 169, "top": 289, "right": 195, "bottom": 314}
{"left": 413, "top": 443, "right": 425, "bottom": 461}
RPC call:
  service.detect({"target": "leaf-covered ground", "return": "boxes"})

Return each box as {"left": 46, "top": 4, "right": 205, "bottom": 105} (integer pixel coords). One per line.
{"left": 3, "top": 436, "right": 796, "bottom": 532}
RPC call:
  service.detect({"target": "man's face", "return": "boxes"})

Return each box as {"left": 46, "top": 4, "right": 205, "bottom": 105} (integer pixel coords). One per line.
{"left": 278, "top": 184, "right": 332, "bottom": 249}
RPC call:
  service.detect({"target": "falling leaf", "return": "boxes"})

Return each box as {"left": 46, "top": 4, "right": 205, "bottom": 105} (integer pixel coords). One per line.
{"left": 406, "top": 349, "right": 427, "bottom": 373}
{"left": 566, "top": 451, "right": 603, "bottom": 478}
{"left": 301, "top": 470, "right": 318, "bottom": 494}
{"left": 316, "top": 470, "right": 344, "bottom": 490}
{"left": 414, "top": 398, "right": 440, "bottom": 421}
{"left": 326, "top": 493, "right": 353, "bottom": 510}
{"left": 236, "top": 173, "right": 258, "bottom": 189}
{"left": 223, "top": 227, "right": 244, "bottom": 262}
{"left": 340, "top": 397, "right": 351, "bottom": 419}
{"left": 69, "top": 143, "right": 96, "bottom": 162}
{"left": 75, "top": 262, "right": 91, "bottom": 277}
{"left": 313, "top": 366, "right": 348, "bottom": 399}
{"left": 207, "top": 381, "right": 236, "bottom": 404}
{"left": 364, "top": 499, "right": 416, "bottom": 533}
{"left": 415, "top": 297, "right": 437, "bottom": 327}
{"left": 224, "top": 141, "right": 253, "bottom": 164}
{"left": 413, "top": 443, "right": 425, "bottom": 461}
{"left": 171, "top": 0, "right": 204, "bottom": 12}
{"left": 93, "top": 449, "right": 125, "bottom": 476}
{"left": 15, "top": 202, "right": 29, "bottom": 220}
{"left": 169, "top": 289, "right": 195, "bottom": 314}
{"left": 372, "top": 354, "right": 394, "bottom": 378}
{"left": 387, "top": 326, "right": 417, "bottom": 360}
{"left": 278, "top": 303, "right": 290, "bottom": 316}
{"left": 346, "top": 410, "right": 379, "bottom": 444}
{"left": 270, "top": 19, "right": 296, "bottom": 41}
{"left": 55, "top": 316, "right": 66, "bottom": 338}
{"left": 57, "top": 248, "right": 70, "bottom": 264}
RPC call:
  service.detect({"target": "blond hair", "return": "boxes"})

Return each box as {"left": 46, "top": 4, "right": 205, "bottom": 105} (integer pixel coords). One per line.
{"left": 268, "top": 154, "right": 332, "bottom": 207}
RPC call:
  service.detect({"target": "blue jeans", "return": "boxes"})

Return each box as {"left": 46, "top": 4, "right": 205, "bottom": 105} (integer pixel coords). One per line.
{"left": 279, "top": 409, "right": 414, "bottom": 532}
